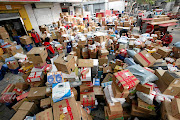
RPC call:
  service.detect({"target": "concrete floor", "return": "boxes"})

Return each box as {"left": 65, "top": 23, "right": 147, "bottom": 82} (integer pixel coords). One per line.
{"left": 0, "top": 26, "right": 179, "bottom": 120}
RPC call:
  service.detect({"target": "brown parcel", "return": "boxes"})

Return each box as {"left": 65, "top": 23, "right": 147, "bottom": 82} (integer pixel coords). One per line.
{"left": 36, "top": 108, "right": 53, "bottom": 120}
{"left": 111, "top": 82, "right": 129, "bottom": 98}
{"left": 54, "top": 54, "right": 75, "bottom": 74}
{"left": 78, "top": 59, "right": 94, "bottom": 67}
{"left": 134, "top": 50, "right": 156, "bottom": 67}
{"left": 175, "top": 58, "right": 180, "bottom": 68}
{"left": 0, "top": 53, "right": 10, "bottom": 61}
{"left": 102, "top": 73, "right": 113, "bottom": 83}
{"left": 161, "top": 100, "right": 178, "bottom": 120}
{"left": 1, "top": 84, "right": 15, "bottom": 95}
{"left": 15, "top": 82, "right": 29, "bottom": 90}
{"left": 53, "top": 97, "right": 81, "bottom": 120}
{"left": 80, "top": 83, "right": 93, "bottom": 93}
{"left": 27, "top": 47, "right": 48, "bottom": 64}
{"left": 12, "top": 98, "right": 28, "bottom": 111}
{"left": 137, "top": 98, "right": 155, "bottom": 112}
{"left": 40, "top": 98, "right": 51, "bottom": 109}
{"left": 19, "top": 101, "right": 39, "bottom": 114}
{"left": 80, "top": 92, "right": 95, "bottom": 107}
{"left": 77, "top": 102, "right": 93, "bottom": 120}
{"left": 103, "top": 66, "right": 112, "bottom": 74}
{"left": 152, "top": 52, "right": 162, "bottom": 59}
{"left": 136, "top": 83, "right": 153, "bottom": 95}
{"left": 27, "top": 87, "right": 46, "bottom": 101}
{"left": 20, "top": 35, "right": 32, "bottom": 45}
{"left": 155, "top": 77, "right": 180, "bottom": 96}
{"left": 108, "top": 102, "right": 123, "bottom": 115}
{"left": 10, "top": 110, "right": 29, "bottom": 120}
{"left": 161, "top": 71, "right": 180, "bottom": 86}
{"left": 0, "top": 32, "right": 9, "bottom": 39}
{"left": 157, "top": 47, "right": 172, "bottom": 58}
{"left": 98, "top": 56, "right": 108, "bottom": 66}
{"left": 155, "top": 69, "right": 166, "bottom": 79}
{"left": 71, "top": 87, "right": 77, "bottom": 100}
{"left": 171, "top": 98, "right": 180, "bottom": 119}
{"left": 7, "top": 60, "right": 19, "bottom": 70}
{"left": 93, "top": 86, "right": 104, "bottom": 96}
{"left": 131, "top": 99, "right": 156, "bottom": 118}
{"left": 104, "top": 106, "right": 123, "bottom": 120}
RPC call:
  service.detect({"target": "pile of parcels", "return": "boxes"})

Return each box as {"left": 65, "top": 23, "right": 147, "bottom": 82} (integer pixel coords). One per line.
{"left": 0, "top": 12, "right": 180, "bottom": 120}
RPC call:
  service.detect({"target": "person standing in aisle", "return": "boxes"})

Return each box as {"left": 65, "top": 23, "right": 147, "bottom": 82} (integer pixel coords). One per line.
{"left": 31, "top": 29, "right": 42, "bottom": 47}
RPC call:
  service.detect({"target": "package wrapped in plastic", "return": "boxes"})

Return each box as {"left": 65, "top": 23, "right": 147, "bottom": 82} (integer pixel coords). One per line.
{"left": 104, "top": 85, "right": 126, "bottom": 104}
{"left": 173, "top": 41, "right": 180, "bottom": 48}
{"left": 124, "top": 58, "right": 136, "bottom": 66}
{"left": 165, "top": 57, "right": 175, "bottom": 63}
{"left": 153, "top": 83, "right": 174, "bottom": 103}
{"left": 5, "top": 57, "right": 15, "bottom": 63}
{"left": 127, "top": 50, "right": 137, "bottom": 58}
{"left": 136, "top": 91, "right": 156, "bottom": 105}
{"left": 126, "top": 64, "right": 158, "bottom": 84}
{"left": 167, "top": 64, "right": 178, "bottom": 72}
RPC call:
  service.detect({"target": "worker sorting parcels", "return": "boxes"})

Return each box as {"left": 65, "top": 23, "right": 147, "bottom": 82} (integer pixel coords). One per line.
{"left": 31, "top": 29, "right": 42, "bottom": 47}
{"left": 161, "top": 31, "right": 173, "bottom": 46}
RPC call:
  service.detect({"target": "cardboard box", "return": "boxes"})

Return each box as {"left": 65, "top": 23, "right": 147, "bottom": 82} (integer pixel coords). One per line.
{"left": 1, "top": 84, "right": 15, "bottom": 95}
{"left": 103, "top": 66, "right": 112, "bottom": 73}
{"left": 0, "top": 26, "right": 6, "bottom": 33}
{"left": 71, "top": 87, "right": 77, "bottom": 100}
{"left": 111, "top": 82, "right": 129, "bottom": 98}
{"left": 12, "top": 87, "right": 23, "bottom": 96}
{"left": 104, "top": 106, "right": 123, "bottom": 120}
{"left": 161, "top": 71, "right": 180, "bottom": 86}
{"left": 157, "top": 47, "right": 172, "bottom": 58}
{"left": 150, "top": 59, "right": 167, "bottom": 70}
{"left": 40, "top": 98, "right": 51, "bottom": 109}
{"left": 108, "top": 102, "right": 123, "bottom": 115}
{"left": 53, "top": 97, "right": 81, "bottom": 120}
{"left": 0, "top": 32, "right": 9, "bottom": 39}
{"left": 95, "top": 36, "right": 104, "bottom": 43}
{"left": 10, "top": 110, "right": 29, "bottom": 120}
{"left": 155, "top": 69, "right": 166, "bottom": 79}
{"left": 155, "top": 77, "right": 180, "bottom": 96}
{"left": 77, "top": 101, "right": 93, "bottom": 120}
{"left": 171, "top": 98, "right": 180, "bottom": 119}
{"left": 6, "top": 60, "right": 19, "bottom": 70}
{"left": 100, "top": 49, "right": 109, "bottom": 56}
{"left": 93, "top": 86, "right": 104, "bottom": 96}
{"left": 176, "top": 58, "right": 180, "bottom": 68}
{"left": 113, "top": 70, "right": 139, "bottom": 92}
{"left": 27, "top": 71, "right": 44, "bottom": 83}
{"left": 137, "top": 98, "right": 155, "bottom": 112}
{"left": 101, "top": 73, "right": 113, "bottom": 87}
{"left": 80, "top": 81, "right": 93, "bottom": 93}
{"left": 15, "top": 82, "right": 28, "bottom": 91}
{"left": 136, "top": 83, "right": 153, "bottom": 94}
{"left": 12, "top": 98, "right": 28, "bottom": 111}
{"left": 161, "top": 100, "right": 179, "bottom": 120}
{"left": 99, "top": 56, "right": 108, "bottom": 66}
{"left": 36, "top": 108, "right": 53, "bottom": 120}
{"left": 80, "top": 92, "right": 95, "bottom": 107}
{"left": 78, "top": 59, "right": 93, "bottom": 67}
{"left": 80, "top": 67, "right": 91, "bottom": 81}
{"left": 0, "top": 53, "right": 10, "bottom": 61}
{"left": 20, "top": 35, "right": 32, "bottom": 45}
{"left": 19, "top": 101, "right": 38, "bottom": 114}
{"left": 152, "top": 52, "right": 162, "bottom": 59}
{"left": 54, "top": 54, "right": 75, "bottom": 74}
{"left": 27, "top": 47, "right": 48, "bottom": 64}
{"left": 27, "top": 87, "right": 46, "bottom": 101}
{"left": 134, "top": 50, "right": 156, "bottom": 67}
{"left": 131, "top": 99, "right": 156, "bottom": 118}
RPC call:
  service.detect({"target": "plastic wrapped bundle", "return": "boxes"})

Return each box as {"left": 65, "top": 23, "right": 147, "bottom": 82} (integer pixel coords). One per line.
{"left": 124, "top": 58, "right": 136, "bottom": 66}
{"left": 127, "top": 50, "right": 137, "bottom": 58}
{"left": 126, "top": 64, "right": 158, "bottom": 84}
{"left": 136, "top": 91, "right": 156, "bottom": 105}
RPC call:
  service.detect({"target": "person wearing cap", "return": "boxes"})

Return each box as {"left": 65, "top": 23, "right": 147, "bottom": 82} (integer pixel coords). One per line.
{"left": 44, "top": 37, "right": 56, "bottom": 63}
{"left": 31, "top": 29, "right": 41, "bottom": 47}
{"left": 161, "top": 31, "right": 173, "bottom": 46}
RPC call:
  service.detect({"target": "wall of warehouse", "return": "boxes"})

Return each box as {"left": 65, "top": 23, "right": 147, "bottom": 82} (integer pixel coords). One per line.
{"left": 108, "top": 1, "right": 125, "bottom": 13}
{"left": 24, "top": 3, "right": 62, "bottom": 35}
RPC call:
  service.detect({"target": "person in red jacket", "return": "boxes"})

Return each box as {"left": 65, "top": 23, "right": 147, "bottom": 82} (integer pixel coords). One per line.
{"left": 44, "top": 37, "right": 56, "bottom": 63}
{"left": 161, "top": 31, "right": 173, "bottom": 46}
{"left": 31, "top": 29, "right": 42, "bottom": 47}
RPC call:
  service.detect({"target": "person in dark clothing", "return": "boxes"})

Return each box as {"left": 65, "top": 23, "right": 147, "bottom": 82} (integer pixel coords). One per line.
{"left": 31, "top": 29, "right": 41, "bottom": 47}
{"left": 161, "top": 31, "right": 173, "bottom": 47}
{"left": 44, "top": 37, "right": 56, "bottom": 63}
{"left": 119, "top": 29, "right": 128, "bottom": 37}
